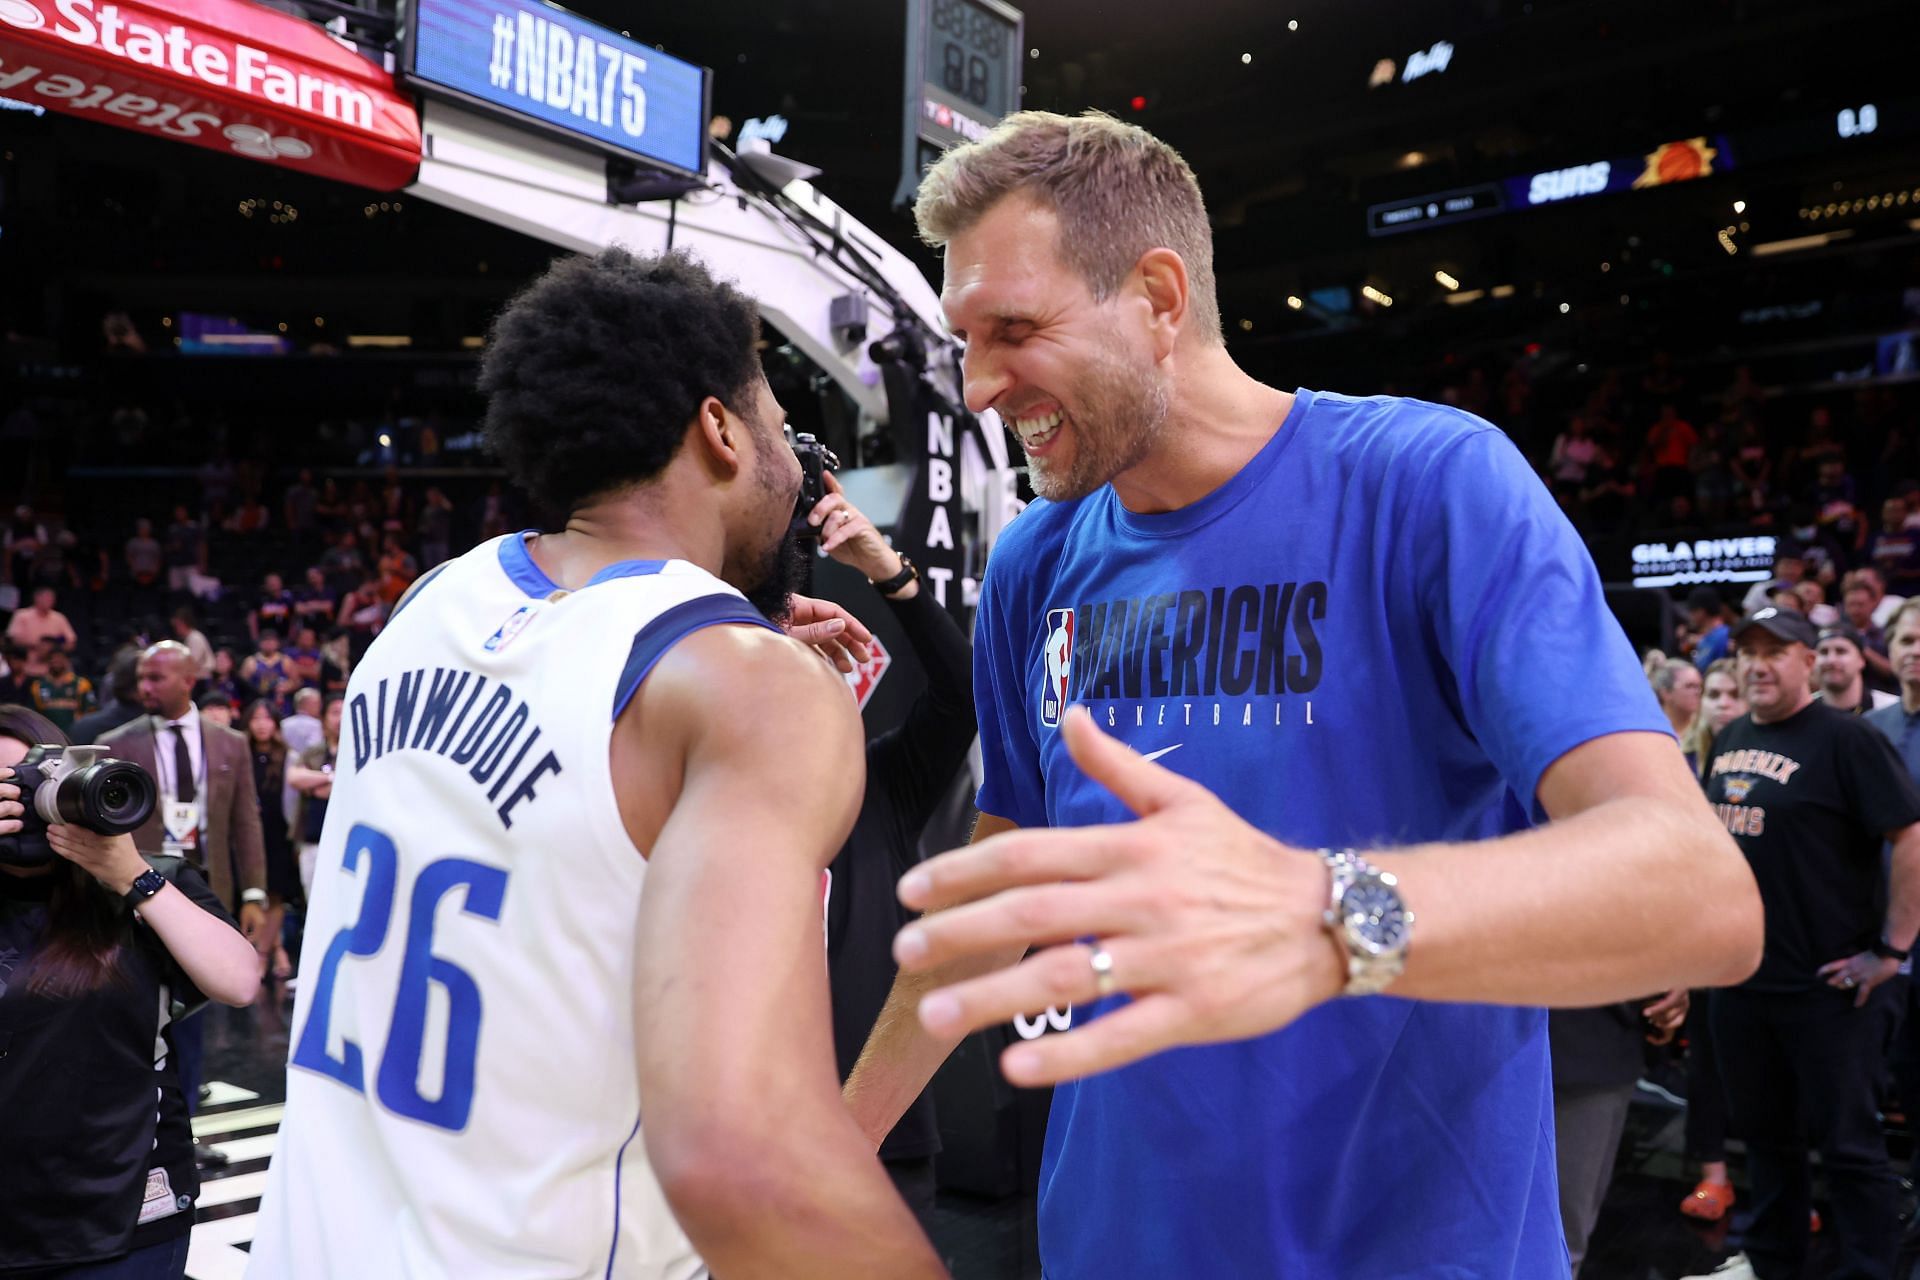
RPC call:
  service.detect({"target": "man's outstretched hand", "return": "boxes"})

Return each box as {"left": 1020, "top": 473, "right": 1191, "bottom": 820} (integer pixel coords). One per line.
{"left": 891, "top": 707, "right": 1342, "bottom": 1087}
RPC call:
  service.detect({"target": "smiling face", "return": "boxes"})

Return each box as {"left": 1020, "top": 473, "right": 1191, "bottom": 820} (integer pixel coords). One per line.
{"left": 1736, "top": 630, "right": 1816, "bottom": 724}
{"left": 942, "top": 197, "right": 1171, "bottom": 502}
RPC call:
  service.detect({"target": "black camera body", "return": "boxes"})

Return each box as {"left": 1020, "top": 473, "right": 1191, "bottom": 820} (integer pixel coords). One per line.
{"left": 0, "top": 745, "right": 158, "bottom": 868}
{"left": 788, "top": 429, "right": 841, "bottom": 539}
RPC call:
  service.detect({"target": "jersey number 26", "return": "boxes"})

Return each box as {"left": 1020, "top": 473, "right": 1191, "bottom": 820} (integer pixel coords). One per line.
{"left": 290, "top": 823, "right": 509, "bottom": 1132}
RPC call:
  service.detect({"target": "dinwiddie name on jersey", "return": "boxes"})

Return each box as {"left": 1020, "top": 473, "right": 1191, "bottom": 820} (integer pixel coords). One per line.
{"left": 1041, "top": 581, "right": 1328, "bottom": 732}
{"left": 347, "top": 666, "right": 564, "bottom": 829}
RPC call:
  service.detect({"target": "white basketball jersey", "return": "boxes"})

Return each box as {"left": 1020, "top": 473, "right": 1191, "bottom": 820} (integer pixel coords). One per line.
{"left": 249, "top": 534, "right": 775, "bottom": 1280}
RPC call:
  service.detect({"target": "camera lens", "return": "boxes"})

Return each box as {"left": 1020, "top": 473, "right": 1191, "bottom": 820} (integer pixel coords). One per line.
{"left": 59, "top": 760, "right": 158, "bottom": 835}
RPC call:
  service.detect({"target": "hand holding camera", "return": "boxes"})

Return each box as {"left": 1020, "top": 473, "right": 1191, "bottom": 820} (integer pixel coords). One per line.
{"left": 0, "top": 746, "right": 157, "bottom": 867}
{"left": 0, "top": 746, "right": 159, "bottom": 892}
{"left": 787, "top": 428, "right": 841, "bottom": 541}
{"left": 807, "top": 472, "right": 904, "bottom": 584}
{"left": 43, "top": 825, "right": 151, "bottom": 895}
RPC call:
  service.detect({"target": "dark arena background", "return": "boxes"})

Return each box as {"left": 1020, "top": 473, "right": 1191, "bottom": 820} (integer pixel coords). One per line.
{"left": 3, "top": 1, "right": 1919, "bottom": 1277}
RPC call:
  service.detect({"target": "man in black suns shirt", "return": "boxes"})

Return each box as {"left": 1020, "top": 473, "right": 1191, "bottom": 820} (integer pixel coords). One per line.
{"left": 1696, "top": 606, "right": 1920, "bottom": 1280}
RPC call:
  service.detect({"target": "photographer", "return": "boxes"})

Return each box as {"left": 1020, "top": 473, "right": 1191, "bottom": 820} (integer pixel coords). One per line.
{"left": 0, "top": 705, "right": 259, "bottom": 1278}
{"left": 810, "top": 472, "right": 977, "bottom": 1222}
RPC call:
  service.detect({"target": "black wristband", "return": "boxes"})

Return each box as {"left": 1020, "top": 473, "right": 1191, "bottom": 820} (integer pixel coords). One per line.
{"left": 870, "top": 553, "right": 918, "bottom": 597}
{"left": 122, "top": 867, "right": 167, "bottom": 914}
{"left": 1874, "top": 939, "right": 1911, "bottom": 962}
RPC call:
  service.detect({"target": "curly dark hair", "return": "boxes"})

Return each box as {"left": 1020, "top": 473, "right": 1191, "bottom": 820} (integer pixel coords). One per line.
{"left": 479, "top": 248, "right": 764, "bottom": 515}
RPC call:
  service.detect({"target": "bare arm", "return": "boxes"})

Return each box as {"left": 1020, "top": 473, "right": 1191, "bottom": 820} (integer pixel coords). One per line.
{"left": 1385, "top": 729, "right": 1761, "bottom": 1003}
{"left": 286, "top": 765, "right": 332, "bottom": 794}
{"left": 629, "top": 628, "right": 944, "bottom": 1280}
{"left": 843, "top": 811, "right": 1022, "bottom": 1148}
{"left": 1809, "top": 822, "right": 1920, "bottom": 1004}
{"left": 42, "top": 827, "right": 260, "bottom": 1006}
{"left": 889, "top": 714, "right": 1762, "bottom": 1086}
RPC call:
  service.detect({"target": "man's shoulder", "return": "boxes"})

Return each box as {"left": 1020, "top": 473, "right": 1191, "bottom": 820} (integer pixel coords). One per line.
{"left": 203, "top": 718, "right": 249, "bottom": 753}
{"left": 1865, "top": 701, "right": 1907, "bottom": 737}
{"left": 1811, "top": 699, "right": 1887, "bottom": 745}
{"left": 980, "top": 495, "right": 1089, "bottom": 610}
{"left": 98, "top": 717, "right": 147, "bottom": 746}
{"left": 1300, "top": 389, "right": 1513, "bottom": 483}
{"left": 993, "top": 494, "right": 1083, "bottom": 561}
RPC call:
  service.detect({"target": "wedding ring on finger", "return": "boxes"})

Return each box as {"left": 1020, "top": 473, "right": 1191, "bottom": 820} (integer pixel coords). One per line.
{"left": 1089, "top": 944, "right": 1117, "bottom": 997}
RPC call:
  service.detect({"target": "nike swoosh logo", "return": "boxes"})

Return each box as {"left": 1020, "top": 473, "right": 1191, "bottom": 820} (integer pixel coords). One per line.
{"left": 1141, "top": 744, "right": 1183, "bottom": 763}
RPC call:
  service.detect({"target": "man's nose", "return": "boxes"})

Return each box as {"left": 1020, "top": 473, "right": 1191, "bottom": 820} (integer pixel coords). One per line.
{"left": 961, "top": 347, "right": 1012, "bottom": 416}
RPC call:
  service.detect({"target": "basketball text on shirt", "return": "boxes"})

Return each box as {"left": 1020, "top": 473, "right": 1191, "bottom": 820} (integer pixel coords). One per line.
{"left": 1040, "top": 581, "right": 1327, "bottom": 732}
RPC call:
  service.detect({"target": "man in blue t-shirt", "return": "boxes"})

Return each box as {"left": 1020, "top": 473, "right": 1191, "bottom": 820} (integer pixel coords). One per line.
{"left": 846, "top": 111, "right": 1763, "bottom": 1279}
{"left": 1690, "top": 586, "right": 1732, "bottom": 669}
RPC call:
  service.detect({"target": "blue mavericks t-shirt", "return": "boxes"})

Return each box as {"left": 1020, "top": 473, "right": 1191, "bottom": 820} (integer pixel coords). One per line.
{"left": 973, "top": 389, "right": 1671, "bottom": 1280}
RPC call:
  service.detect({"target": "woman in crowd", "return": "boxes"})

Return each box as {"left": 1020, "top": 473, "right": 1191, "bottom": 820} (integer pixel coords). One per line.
{"left": 1678, "top": 657, "right": 1749, "bottom": 1222}
{"left": 0, "top": 705, "right": 258, "bottom": 1277}
{"left": 242, "top": 699, "right": 299, "bottom": 984}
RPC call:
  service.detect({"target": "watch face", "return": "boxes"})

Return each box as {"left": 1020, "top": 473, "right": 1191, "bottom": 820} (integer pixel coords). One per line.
{"left": 1342, "top": 878, "right": 1410, "bottom": 955}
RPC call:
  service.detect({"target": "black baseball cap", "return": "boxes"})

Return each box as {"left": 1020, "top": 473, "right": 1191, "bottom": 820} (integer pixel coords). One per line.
{"left": 1817, "top": 624, "right": 1866, "bottom": 655}
{"left": 1731, "top": 606, "right": 1819, "bottom": 649}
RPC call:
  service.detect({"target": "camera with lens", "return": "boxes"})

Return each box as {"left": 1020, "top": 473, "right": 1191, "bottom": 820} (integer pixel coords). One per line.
{"left": 787, "top": 428, "right": 841, "bottom": 540}
{"left": 0, "top": 745, "right": 158, "bottom": 868}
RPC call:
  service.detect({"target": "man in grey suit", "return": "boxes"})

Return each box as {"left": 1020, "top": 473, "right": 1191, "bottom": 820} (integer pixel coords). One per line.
{"left": 102, "top": 640, "right": 268, "bottom": 1128}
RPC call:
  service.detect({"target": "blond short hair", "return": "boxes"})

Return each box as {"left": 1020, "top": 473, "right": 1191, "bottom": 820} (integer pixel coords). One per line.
{"left": 913, "top": 110, "right": 1222, "bottom": 344}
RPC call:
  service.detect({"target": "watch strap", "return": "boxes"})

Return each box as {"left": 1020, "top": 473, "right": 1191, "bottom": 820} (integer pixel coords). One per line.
{"left": 1874, "top": 938, "right": 1911, "bottom": 962}
{"left": 122, "top": 867, "right": 168, "bottom": 914}
{"left": 870, "top": 554, "right": 918, "bottom": 597}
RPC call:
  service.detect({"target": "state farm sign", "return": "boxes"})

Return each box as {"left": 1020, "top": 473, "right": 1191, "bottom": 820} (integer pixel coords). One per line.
{"left": 0, "top": 0, "right": 420, "bottom": 189}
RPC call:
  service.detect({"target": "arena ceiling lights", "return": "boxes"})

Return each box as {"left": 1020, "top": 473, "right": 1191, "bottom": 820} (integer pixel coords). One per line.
{"left": 0, "top": 0, "right": 422, "bottom": 189}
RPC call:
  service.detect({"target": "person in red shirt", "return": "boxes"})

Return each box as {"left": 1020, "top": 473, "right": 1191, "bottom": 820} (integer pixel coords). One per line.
{"left": 1647, "top": 402, "right": 1700, "bottom": 511}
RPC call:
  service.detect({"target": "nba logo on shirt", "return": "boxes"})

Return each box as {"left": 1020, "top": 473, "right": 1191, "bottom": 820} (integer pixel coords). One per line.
{"left": 1041, "top": 608, "right": 1074, "bottom": 726}
{"left": 485, "top": 605, "right": 538, "bottom": 653}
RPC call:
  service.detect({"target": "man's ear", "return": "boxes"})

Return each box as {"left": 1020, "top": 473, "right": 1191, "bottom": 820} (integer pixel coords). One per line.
{"left": 1134, "top": 247, "right": 1191, "bottom": 359}
{"left": 689, "top": 395, "right": 744, "bottom": 476}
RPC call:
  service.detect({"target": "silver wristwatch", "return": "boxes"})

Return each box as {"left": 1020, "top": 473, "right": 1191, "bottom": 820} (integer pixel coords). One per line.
{"left": 1319, "top": 849, "right": 1414, "bottom": 996}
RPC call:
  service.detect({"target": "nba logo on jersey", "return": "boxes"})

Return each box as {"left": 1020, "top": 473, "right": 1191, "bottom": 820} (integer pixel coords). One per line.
{"left": 484, "top": 605, "right": 538, "bottom": 652}
{"left": 1041, "top": 608, "right": 1074, "bottom": 726}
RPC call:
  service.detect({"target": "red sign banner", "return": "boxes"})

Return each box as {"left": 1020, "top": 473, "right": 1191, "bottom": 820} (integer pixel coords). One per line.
{"left": 0, "top": 0, "right": 421, "bottom": 190}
